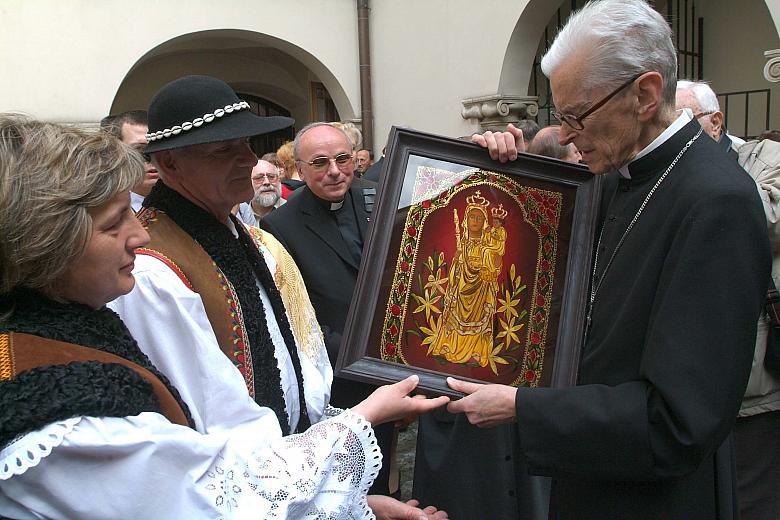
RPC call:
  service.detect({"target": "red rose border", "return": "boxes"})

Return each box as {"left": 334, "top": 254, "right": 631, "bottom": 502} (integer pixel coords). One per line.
{"left": 380, "top": 170, "right": 562, "bottom": 387}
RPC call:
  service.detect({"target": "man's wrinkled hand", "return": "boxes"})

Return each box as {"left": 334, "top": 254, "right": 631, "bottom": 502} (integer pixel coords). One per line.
{"left": 368, "top": 495, "right": 448, "bottom": 520}
{"left": 471, "top": 123, "right": 525, "bottom": 163}
{"left": 446, "top": 377, "right": 517, "bottom": 428}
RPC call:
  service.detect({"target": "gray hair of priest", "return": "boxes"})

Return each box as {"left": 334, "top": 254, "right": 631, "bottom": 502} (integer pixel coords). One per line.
{"left": 677, "top": 80, "right": 721, "bottom": 114}
{"left": 540, "top": 0, "right": 678, "bottom": 109}
{"left": 292, "top": 122, "right": 354, "bottom": 161}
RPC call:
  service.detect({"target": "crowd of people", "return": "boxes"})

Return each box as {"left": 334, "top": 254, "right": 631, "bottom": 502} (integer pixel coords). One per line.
{"left": 1, "top": 0, "right": 779, "bottom": 518}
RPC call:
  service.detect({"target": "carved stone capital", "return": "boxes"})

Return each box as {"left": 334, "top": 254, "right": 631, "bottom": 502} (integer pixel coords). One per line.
{"left": 764, "top": 49, "right": 780, "bottom": 82}
{"left": 461, "top": 94, "right": 539, "bottom": 132}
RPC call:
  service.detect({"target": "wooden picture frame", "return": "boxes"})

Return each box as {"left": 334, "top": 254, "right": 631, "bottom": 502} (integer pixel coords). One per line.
{"left": 336, "top": 127, "right": 602, "bottom": 397}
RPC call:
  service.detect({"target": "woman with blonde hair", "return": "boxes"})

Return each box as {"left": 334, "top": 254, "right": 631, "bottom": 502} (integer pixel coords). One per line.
{"left": 276, "top": 140, "right": 305, "bottom": 199}
{"left": 331, "top": 121, "right": 363, "bottom": 151}
{"left": 0, "top": 114, "right": 448, "bottom": 519}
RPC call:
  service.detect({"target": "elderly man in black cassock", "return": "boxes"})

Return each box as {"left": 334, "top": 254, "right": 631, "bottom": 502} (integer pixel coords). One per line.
{"left": 451, "top": 1, "right": 771, "bottom": 519}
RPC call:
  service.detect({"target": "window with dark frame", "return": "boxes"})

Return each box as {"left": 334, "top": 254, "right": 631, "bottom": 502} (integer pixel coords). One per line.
{"left": 236, "top": 92, "right": 295, "bottom": 156}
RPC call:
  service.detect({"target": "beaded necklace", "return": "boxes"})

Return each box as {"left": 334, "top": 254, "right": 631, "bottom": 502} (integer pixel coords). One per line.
{"left": 585, "top": 126, "right": 703, "bottom": 336}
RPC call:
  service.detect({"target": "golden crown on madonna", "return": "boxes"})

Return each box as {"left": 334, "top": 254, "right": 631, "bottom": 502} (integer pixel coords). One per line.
{"left": 491, "top": 203, "right": 508, "bottom": 219}
{"left": 465, "top": 191, "right": 490, "bottom": 209}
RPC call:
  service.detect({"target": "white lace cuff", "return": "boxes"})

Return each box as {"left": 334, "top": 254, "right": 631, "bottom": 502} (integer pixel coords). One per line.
{"left": 0, "top": 417, "right": 80, "bottom": 480}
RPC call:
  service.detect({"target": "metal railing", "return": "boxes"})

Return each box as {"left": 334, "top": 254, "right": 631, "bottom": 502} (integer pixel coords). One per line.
{"left": 717, "top": 89, "right": 772, "bottom": 140}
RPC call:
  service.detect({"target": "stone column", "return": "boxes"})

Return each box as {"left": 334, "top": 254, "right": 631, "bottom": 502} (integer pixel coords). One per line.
{"left": 461, "top": 94, "right": 539, "bottom": 132}
{"left": 764, "top": 49, "right": 780, "bottom": 82}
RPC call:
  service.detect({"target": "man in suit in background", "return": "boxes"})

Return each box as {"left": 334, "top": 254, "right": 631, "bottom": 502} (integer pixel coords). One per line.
{"left": 259, "top": 122, "right": 394, "bottom": 494}
{"left": 355, "top": 148, "right": 374, "bottom": 176}
{"left": 100, "top": 110, "right": 160, "bottom": 212}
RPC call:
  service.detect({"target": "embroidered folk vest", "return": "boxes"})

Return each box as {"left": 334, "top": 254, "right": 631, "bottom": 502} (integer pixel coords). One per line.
{"left": 136, "top": 208, "right": 259, "bottom": 397}
{"left": 0, "top": 331, "right": 190, "bottom": 447}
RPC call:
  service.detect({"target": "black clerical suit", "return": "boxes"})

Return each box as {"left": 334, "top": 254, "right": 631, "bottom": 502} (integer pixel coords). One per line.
{"left": 259, "top": 177, "right": 394, "bottom": 493}
{"left": 363, "top": 156, "right": 384, "bottom": 183}
{"left": 514, "top": 118, "right": 771, "bottom": 519}
{"left": 260, "top": 177, "right": 374, "bottom": 373}
{"left": 718, "top": 130, "right": 739, "bottom": 160}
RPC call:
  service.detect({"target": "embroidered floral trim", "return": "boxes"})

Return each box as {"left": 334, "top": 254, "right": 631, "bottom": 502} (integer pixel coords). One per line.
{"left": 217, "top": 269, "right": 254, "bottom": 399}
{"left": 136, "top": 206, "right": 159, "bottom": 228}
{"left": 136, "top": 248, "right": 194, "bottom": 291}
{"left": 323, "top": 405, "right": 345, "bottom": 418}
{"left": 0, "top": 417, "right": 80, "bottom": 479}
{"left": 0, "top": 332, "right": 12, "bottom": 380}
{"left": 247, "top": 226, "right": 327, "bottom": 368}
{"left": 199, "top": 409, "right": 379, "bottom": 518}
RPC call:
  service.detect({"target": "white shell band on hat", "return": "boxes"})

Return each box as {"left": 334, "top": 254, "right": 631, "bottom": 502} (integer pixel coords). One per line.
{"left": 145, "top": 101, "right": 251, "bottom": 142}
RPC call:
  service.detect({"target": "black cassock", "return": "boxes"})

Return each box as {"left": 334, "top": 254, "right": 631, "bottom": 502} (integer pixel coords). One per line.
{"left": 414, "top": 410, "right": 550, "bottom": 520}
{"left": 514, "top": 118, "right": 770, "bottom": 519}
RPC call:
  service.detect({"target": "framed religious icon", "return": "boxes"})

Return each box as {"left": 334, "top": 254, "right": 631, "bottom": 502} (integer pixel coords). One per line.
{"left": 336, "top": 127, "right": 601, "bottom": 397}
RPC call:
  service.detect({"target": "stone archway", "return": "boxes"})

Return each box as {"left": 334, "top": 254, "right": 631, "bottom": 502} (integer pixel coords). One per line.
{"left": 497, "top": 2, "right": 560, "bottom": 98}
{"left": 761, "top": 0, "right": 780, "bottom": 82}
{"left": 492, "top": 0, "right": 780, "bottom": 134}
{"left": 461, "top": 1, "right": 560, "bottom": 132}
{"left": 109, "top": 29, "right": 354, "bottom": 128}
{"left": 499, "top": 0, "right": 780, "bottom": 89}
{"left": 765, "top": 0, "right": 780, "bottom": 36}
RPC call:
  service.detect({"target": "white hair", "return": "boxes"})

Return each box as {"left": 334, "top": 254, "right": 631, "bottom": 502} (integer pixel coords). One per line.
{"left": 541, "top": 0, "right": 677, "bottom": 108}
{"left": 677, "top": 80, "right": 720, "bottom": 113}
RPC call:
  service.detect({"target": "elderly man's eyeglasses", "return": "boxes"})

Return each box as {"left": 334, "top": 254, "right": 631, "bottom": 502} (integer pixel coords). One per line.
{"left": 252, "top": 172, "right": 279, "bottom": 182}
{"left": 301, "top": 153, "right": 354, "bottom": 171}
{"left": 553, "top": 72, "right": 646, "bottom": 130}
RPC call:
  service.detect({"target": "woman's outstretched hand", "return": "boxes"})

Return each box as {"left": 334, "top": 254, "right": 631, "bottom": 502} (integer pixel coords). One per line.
{"left": 352, "top": 375, "right": 449, "bottom": 425}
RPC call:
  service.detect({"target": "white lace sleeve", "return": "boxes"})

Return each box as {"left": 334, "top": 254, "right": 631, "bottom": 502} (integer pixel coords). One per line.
{"left": 323, "top": 404, "right": 346, "bottom": 418}
{"left": 0, "top": 411, "right": 380, "bottom": 520}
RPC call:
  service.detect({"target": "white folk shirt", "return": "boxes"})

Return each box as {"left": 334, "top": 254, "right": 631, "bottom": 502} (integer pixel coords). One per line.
{"left": 109, "top": 246, "right": 331, "bottom": 434}
{"left": 110, "top": 220, "right": 332, "bottom": 431}
{"left": 0, "top": 410, "right": 379, "bottom": 518}
{"left": 0, "top": 226, "right": 381, "bottom": 519}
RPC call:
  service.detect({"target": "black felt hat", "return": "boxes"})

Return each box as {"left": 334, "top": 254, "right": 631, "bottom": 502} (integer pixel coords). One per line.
{"left": 144, "top": 75, "right": 294, "bottom": 154}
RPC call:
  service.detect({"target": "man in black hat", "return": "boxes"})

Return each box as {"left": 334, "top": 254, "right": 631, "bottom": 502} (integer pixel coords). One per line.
{"left": 109, "top": 75, "right": 445, "bottom": 520}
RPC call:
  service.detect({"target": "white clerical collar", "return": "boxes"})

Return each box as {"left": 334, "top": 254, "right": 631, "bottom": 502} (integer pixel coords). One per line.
{"left": 330, "top": 200, "right": 344, "bottom": 211}
{"left": 130, "top": 191, "right": 145, "bottom": 213}
{"left": 618, "top": 108, "right": 694, "bottom": 179}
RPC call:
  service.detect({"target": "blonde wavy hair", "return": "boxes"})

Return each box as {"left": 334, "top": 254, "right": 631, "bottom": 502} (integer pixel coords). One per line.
{"left": 330, "top": 121, "right": 362, "bottom": 151}
{"left": 275, "top": 140, "right": 296, "bottom": 179}
{"left": 0, "top": 114, "right": 143, "bottom": 297}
